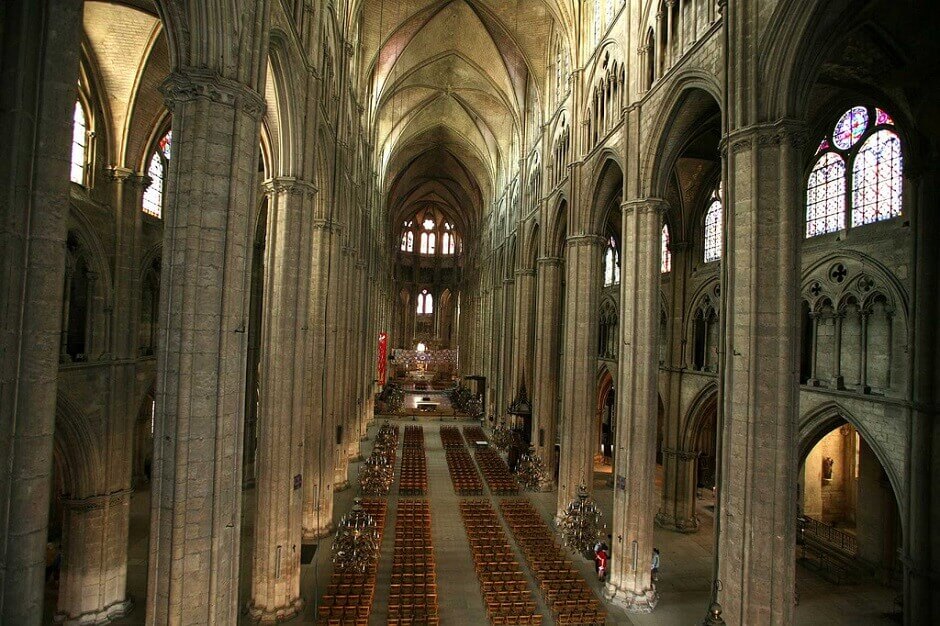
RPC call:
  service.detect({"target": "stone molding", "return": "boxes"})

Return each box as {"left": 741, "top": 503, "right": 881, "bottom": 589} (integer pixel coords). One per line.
{"left": 536, "top": 256, "right": 563, "bottom": 267}
{"left": 662, "top": 447, "right": 699, "bottom": 461}
{"left": 515, "top": 268, "right": 536, "bottom": 277}
{"left": 161, "top": 68, "right": 266, "bottom": 119}
{"left": 312, "top": 218, "right": 343, "bottom": 233}
{"left": 565, "top": 234, "right": 606, "bottom": 248}
{"left": 54, "top": 597, "right": 132, "bottom": 626}
{"left": 720, "top": 119, "right": 808, "bottom": 156}
{"left": 621, "top": 198, "right": 669, "bottom": 216}
{"left": 61, "top": 489, "right": 132, "bottom": 512}
{"left": 261, "top": 176, "right": 318, "bottom": 196}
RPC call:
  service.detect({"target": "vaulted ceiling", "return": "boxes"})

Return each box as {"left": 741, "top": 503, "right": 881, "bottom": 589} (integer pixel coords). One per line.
{"left": 353, "top": 0, "right": 565, "bottom": 248}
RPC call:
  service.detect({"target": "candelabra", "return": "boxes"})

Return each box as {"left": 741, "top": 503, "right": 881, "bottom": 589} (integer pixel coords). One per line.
{"left": 491, "top": 422, "right": 513, "bottom": 451}
{"left": 559, "top": 484, "right": 602, "bottom": 558}
{"left": 331, "top": 499, "right": 379, "bottom": 573}
{"left": 358, "top": 454, "right": 393, "bottom": 496}
{"left": 514, "top": 446, "right": 549, "bottom": 491}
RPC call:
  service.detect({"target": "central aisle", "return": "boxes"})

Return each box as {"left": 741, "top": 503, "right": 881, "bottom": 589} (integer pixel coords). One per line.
{"left": 424, "top": 423, "right": 489, "bottom": 624}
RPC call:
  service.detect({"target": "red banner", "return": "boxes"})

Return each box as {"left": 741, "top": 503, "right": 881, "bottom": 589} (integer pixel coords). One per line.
{"left": 377, "top": 332, "right": 388, "bottom": 385}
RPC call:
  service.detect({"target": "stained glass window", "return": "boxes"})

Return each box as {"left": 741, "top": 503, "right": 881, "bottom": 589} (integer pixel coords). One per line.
{"left": 703, "top": 187, "right": 722, "bottom": 263}
{"left": 806, "top": 152, "right": 846, "bottom": 236}
{"left": 604, "top": 235, "right": 619, "bottom": 286}
{"left": 805, "top": 106, "right": 902, "bottom": 237}
{"left": 833, "top": 106, "right": 868, "bottom": 150}
{"left": 70, "top": 101, "right": 87, "bottom": 184}
{"left": 401, "top": 231, "right": 414, "bottom": 252}
{"left": 143, "top": 130, "right": 171, "bottom": 218}
{"left": 661, "top": 224, "right": 672, "bottom": 274}
{"left": 417, "top": 290, "right": 434, "bottom": 315}
{"left": 852, "top": 130, "right": 902, "bottom": 227}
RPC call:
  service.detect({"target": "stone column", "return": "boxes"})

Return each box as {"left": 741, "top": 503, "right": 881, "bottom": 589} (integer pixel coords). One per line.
{"left": 55, "top": 492, "right": 133, "bottom": 625}
{"left": 556, "top": 235, "right": 603, "bottom": 515}
{"left": 0, "top": 1, "right": 82, "bottom": 623}
{"left": 907, "top": 161, "right": 940, "bottom": 625}
{"left": 248, "top": 178, "right": 315, "bottom": 622}
{"left": 303, "top": 218, "right": 341, "bottom": 539}
{"left": 659, "top": 448, "right": 699, "bottom": 532}
{"left": 657, "top": 241, "right": 699, "bottom": 532}
{"left": 716, "top": 122, "right": 801, "bottom": 625}
{"left": 532, "top": 256, "right": 563, "bottom": 480}
{"left": 499, "top": 277, "right": 515, "bottom": 417}
{"left": 146, "top": 69, "right": 266, "bottom": 626}
{"left": 512, "top": 268, "right": 536, "bottom": 394}
{"left": 606, "top": 199, "right": 664, "bottom": 612}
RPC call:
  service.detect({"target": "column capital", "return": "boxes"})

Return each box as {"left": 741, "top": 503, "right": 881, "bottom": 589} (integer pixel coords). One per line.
{"left": 515, "top": 268, "right": 536, "bottom": 277}
{"left": 161, "top": 68, "right": 266, "bottom": 119}
{"left": 721, "top": 119, "right": 808, "bottom": 155}
{"left": 621, "top": 198, "right": 669, "bottom": 215}
{"left": 566, "top": 233, "right": 606, "bottom": 248}
{"left": 536, "top": 256, "right": 563, "bottom": 267}
{"left": 662, "top": 447, "right": 700, "bottom": 462}
{"left": 261, "top": 176, "right": 318, "bottom": 196}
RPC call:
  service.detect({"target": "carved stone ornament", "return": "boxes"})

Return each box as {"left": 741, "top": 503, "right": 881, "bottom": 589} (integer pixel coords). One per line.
{"left": 621, "top": 198, "right": 669, "bottom": 216}
{"left": 261, "top": 176, "right": 318, "bottom": 197}
{"left": 160, "top": 68, "right": 266, "bottom": 119}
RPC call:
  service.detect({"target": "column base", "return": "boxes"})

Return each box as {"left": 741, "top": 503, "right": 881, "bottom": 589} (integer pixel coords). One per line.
{"left": 54, "top": 597, "right": 133, "bottom": 625}
{"left": 604, "top": 584, "right": 659, "bottom": 613}
{"left": 303, "top": 522, "right": 334, "bottom": 541}
{"left": 247, "top": 597, "right": 304, "bottom": 624}
{"left": 655, "top": 511, "right": 699, "bottom": 533}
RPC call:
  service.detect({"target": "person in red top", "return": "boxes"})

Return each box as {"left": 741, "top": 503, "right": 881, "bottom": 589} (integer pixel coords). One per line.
{"left": 596, "top": 547, "right": 609, "bottom": 582}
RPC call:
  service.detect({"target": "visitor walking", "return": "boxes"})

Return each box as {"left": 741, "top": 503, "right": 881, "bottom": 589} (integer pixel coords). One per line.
{"left": 651, "top": 548, "right": 661, "bottom": 583}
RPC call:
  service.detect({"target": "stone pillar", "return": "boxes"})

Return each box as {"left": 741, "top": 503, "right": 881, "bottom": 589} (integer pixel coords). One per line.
{"left": 0, "top": 1, "right": 82, "bottom": 623}
{"left": 556, "top": 235, "right": 603, "bottom": 515}
{"left": 499, "top": 277, "right": 515, "bottom": 417}
{"left": 55, "top": 492, "right": 133, "bottom": 625}
{"left": 248, "top": 178, "right": 315, "bottom": 622}
{"left": 146, "top": 69, "right": 266, "bottom": 626}
{"left": 907, "top": 161, "right": 940, "bottom": 625}
{"left": 512, "top": 268, "right": 536, "bottom": 394}
{"left": 716, "top": 122, "right": 802, "bottom": 625}
{"left": 656, "top": 239, "right": 694, "bottom": 532}
{"left": 532, "top": 256, "right": 563, "bottom": 480}
{"left": 303, "top": 218, "right": 341, "bottom": 540}
{"left": 659, "top": 448, "right": 699, "bottom": 531}
{"left": 606, "top": 199, "right": 665, "bottom": 612}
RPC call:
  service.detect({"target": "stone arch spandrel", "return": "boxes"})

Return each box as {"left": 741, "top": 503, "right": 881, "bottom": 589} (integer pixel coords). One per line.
{"left": 797, "top": 398, "right": 907, "bottom": 522}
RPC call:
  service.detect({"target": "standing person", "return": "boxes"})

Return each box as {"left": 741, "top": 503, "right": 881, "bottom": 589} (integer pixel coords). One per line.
{"left": 651, "top": 548, "right": 661, "bottom": 583}
{"left": 596, "top": 546, "right": 608, "bottom": 582}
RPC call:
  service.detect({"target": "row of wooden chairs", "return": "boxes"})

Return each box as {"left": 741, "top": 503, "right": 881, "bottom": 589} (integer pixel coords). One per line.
{"left": 459, "top": 499, "right": 542, "bottom": 625}
{"left": 399, "top": 426, "right": 428, "bottom": 495}
{"left": 445, "top": 448, "right": 484, "bottom": 495}
{"left": 475, "top": 447, "right": 519, "bottom": 495}
{"left": 499, "top": 499, "right": 606, "bottom": 626}
{"left": 388, "top": 499, "right": 439, "bottom": 625}
{"left": 317, "top": 499, "right": 388, "bottom": 625}
{"left": 463, "top": 426, "right": 488, "bottom": 448}
{"left": 439, "top": 425, "right": 465, "bottom": 450}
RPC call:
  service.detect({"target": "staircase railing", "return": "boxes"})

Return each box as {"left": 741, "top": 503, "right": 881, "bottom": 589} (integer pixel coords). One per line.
{"left": 798, "top": 515, "right": 858, "bottom": 555}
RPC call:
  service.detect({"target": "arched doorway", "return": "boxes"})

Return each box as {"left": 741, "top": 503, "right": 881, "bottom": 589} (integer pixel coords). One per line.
{"left": 595, "top": 368, "right": 615, "bottom": 477}
{"left": 796, "top": 416, "right": 902, "bottom": 619}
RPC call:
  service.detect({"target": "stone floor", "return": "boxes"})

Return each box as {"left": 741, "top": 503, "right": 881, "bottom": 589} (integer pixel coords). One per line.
{"left": 43, "top": 416, "right": 899, "bottom": 625}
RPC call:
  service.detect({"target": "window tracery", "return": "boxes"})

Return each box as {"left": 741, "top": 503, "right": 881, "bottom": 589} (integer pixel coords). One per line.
{"left": 604, "top": 235, "right": 620, "bottom": 286}
{"left": 417, "top": 289, "right": 434, "bottom": 315}
{"left": 661, "top": 224, "right": 672, "bottom": 274}
{"left": 143, "top": 130, "right": 172, "bottom": 218}
{"left": 703, "top": 184, "right": 722, "bottom": 263}
{"left": 71, "top": 101, "right": 88, "bottom": 185}
{"left": 806, "top": 106, "right": 903, "bottom": 237}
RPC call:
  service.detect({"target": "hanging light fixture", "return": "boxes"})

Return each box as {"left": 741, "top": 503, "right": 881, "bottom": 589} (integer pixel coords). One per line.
{"left": 331, "top": 498, "right": 380, "bottom": 573}
{"left": 559, "top": 484, "right": 603, "bottom": 558}
{"left": 358, "top": 453, "right": 393, "bottom": 496}
{"left": 514, "top": 445, "right": 549, "bottom": 491}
